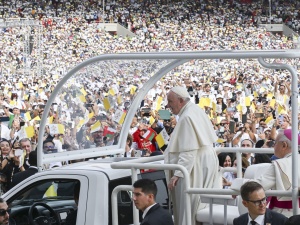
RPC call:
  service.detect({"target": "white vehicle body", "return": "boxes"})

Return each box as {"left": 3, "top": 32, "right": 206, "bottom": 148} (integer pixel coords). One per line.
{"left": 3, "top": 158, "right": 167, "bottom": 225}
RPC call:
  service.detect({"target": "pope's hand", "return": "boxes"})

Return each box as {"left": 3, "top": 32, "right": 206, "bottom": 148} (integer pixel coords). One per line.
{"left": 168, "top": 176, "right": 179, "bottom": 190}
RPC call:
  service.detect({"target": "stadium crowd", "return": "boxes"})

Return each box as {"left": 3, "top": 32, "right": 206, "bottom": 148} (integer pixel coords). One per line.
{"left": 0, "top": 0, "right": 299, "bottom": 197}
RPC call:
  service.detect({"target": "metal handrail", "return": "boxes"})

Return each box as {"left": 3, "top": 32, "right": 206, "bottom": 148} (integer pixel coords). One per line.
{"left": 110, "top": 146, "right": 298, "bottom": 225}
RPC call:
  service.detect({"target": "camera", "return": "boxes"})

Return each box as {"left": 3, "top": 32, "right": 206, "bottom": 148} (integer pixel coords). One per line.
{"left": 267, "top": 140, "right": 275, "bottom": 147}
{"left": 141, "top": 108, "right": 151, "bottom": 117}
{"left": 124, "top": 101, "right": 130, "bottom": 110}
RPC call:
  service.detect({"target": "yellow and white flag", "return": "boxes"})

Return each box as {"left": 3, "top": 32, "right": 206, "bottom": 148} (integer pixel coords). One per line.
{"left": 49, "top": 124, "right": 65, "bottom": 135}
{"left": 17, "top": 126, "right": 35, "bottom": 139}
{"left": 78, "top": 95, "right": 86, "bottom": 103}
{"left": 130, "top": 86, "right": 137, "bottom": 95}
{"left": 32, "top": 116, "right": 41, "bottom": 121}
{"left": 113, "top": 109, "right": 126, "bottom": 125}
{"left": 47, "top": 116, "right": 54, "bottom": 124}
{"left": 88, "top": 112, "right": 94, "bottom": 119}
{"left": 80, "top": 88, "right": 87, "bottom": 96}
{"left": 43, "top": 183, "right": 58, "bottom": 198}
{"left": 90, "top": 120, "right": 101, "bottom": 133}
{"left": 24, "top": 112, "right": 32, "bottom": 122}
{"left": 155, "top": 96, "right": 163, "bottom": 111}
{"left": 156, "top": 128, "right": 169, "bottom": 148}
{"left": 103, "top": 97, "right": 111, "bottom": 111}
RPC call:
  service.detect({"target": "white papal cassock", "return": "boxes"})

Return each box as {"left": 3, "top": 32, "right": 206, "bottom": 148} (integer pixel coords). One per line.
{"left": 164, "top": 101, "right": 221, "bottom": 225}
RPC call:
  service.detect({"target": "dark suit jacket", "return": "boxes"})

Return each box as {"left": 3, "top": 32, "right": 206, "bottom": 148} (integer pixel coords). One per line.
{"left": 10, "top": 167, "right": 38, "bottom": 189}
{"left": 141, "top": 203, "right": 174, "bottom": 225}
{"left": 233, "top": 208, "right": 288, "bottom": 225}
{"left": 285, "top": 215, "right": 300, "bottom": 225}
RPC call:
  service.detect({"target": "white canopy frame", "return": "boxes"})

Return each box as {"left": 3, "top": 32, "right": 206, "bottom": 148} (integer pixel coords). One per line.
{"left": 37, "top": 50, "right": 300, "bottom": 214}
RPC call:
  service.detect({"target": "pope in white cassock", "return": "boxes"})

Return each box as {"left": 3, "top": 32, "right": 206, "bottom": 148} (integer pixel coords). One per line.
{"left": 164, "top": 86, "right": 220, "bottom": 225}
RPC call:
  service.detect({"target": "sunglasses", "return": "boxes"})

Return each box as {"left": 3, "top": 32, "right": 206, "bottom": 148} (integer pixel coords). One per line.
{"left": 0, "top": 208, "right": 10, "bottom": 216}
{"left": 44, "top": 145, "right": 55, "bottom": 149}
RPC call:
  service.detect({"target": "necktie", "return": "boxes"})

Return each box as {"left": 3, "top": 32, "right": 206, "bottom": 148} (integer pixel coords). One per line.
{"left": 250, "top": 221, "right": 256, "bottom": 225}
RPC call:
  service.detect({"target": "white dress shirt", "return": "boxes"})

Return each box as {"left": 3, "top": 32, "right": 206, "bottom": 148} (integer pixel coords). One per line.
{"left": 247, "top": 214, "right": 264, "bottom": 225}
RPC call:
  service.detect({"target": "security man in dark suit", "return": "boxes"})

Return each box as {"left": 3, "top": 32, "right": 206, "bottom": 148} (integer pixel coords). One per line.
{"left": 233, "top": 181, "right": 288, "bottom": 225}
{"left": 284, "top": 215, "right": 300, "bottom": 225}
{"left": 133, "top": 179, "right": 174, "bottom": 225}
{"left": 10, "top": 151, "right": 38, "bottom": 189}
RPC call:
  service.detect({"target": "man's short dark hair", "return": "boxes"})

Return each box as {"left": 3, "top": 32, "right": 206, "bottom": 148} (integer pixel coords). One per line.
{"left": 43, "top": 139, "right": 55, "bottom": 147}
{"left": 127, "top": 134, "right": 133, "bottom": 147}
{"left": 28, "top": 151, "right": 37, "bottom": 166}
{"left": 240, "top": 181, "right": 264, "bottom": 201}
{"left": 133, "top": 179, "right": 157, "bottom": 197}
{"left": 0, "top": 198, "right": 5, "bottom": 203}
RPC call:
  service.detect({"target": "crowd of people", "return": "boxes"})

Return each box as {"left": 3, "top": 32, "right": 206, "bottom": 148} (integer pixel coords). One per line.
{"left": 0, "top": 0, "right": 298, "bottom": 204}
{"left": 0, "top": 1, "right": 299, "bottom": 224}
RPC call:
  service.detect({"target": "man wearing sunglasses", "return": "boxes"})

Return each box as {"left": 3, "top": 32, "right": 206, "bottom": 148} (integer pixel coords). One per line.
{"left": 0, "top": 198, "right": 15, "bottom": 225}
{"left": 233, "top": 181, "right": 287, "bottom": 225}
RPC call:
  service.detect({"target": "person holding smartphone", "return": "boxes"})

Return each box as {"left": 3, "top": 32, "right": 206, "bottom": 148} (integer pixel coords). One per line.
{"left": 1, "top": 140, "right": 25, "bottom": 193}
{"left": 232, "top": 122, "right": 257, "bottom": 147}
{"left": 270, "top": 113, "right": 291, "bottom": 141}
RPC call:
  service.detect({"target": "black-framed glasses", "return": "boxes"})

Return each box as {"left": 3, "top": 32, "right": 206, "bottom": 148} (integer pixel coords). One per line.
{"left": 0, "top": 208, "right": 11, "bottom": 216}
{"left": 44, "top": 145, "right": 55, "bottom": 149}
{"left": 246, "top": 197, "right": 267, "bottom": 206}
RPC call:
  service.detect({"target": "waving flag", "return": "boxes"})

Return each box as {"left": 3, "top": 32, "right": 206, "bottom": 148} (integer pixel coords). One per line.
{"left": 142, "top": 128, "right": 156, "bottom": 141}
{"left": 103, "top": 126, "right": 116, "bottom": 138}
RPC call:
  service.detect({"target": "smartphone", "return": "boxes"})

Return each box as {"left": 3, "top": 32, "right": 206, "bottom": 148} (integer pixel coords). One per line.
{"left": 267, "top": 140, "right": 275, "bottom": 147}
{"left": 158, "top": 109, "right": 171, "bottom": 120}
{"left": 124, "top": 101, "right": 130, "bottom": 108}
{"left": 141, "top": 108, "right": 151, "bottom": 117}
{"left": 227, "top": 107, "right": 236, "bottom": 112}
{"left": 242, "top": 114, "right": 247, "bottom": 124}
{"left": 278, "top": 115, "right": 284, "bottom": 124}
{"left": 255, "top": 113, "right": 264, "bottom": 118}
{"left": 133, "top": 150, "right": 141, "bottom": 157}
{"left": 141, "top": 150, "right": 148, "bottom": 157}
{"left": 39, "top": 105, "right": 45, "bottom": 109}
{"left": 14, "top": 149, "right": 23, "bottom": 157}
{"left": 85, "top": 103, "right": 94, "bottom": 108}
{"left": 0, "top": 117, "right": 10, "bottom": 122}
{"left": 219, "top": 126, "right": 225, "bottom": 133}
{"left": 229, "top": 121, "right": 236, "bottom": 133}
{"left": 53, "top": 104, "right": 58, "bottom": 111}
{"left": 96, "top": 114, "right": 107, "bottom": 121}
